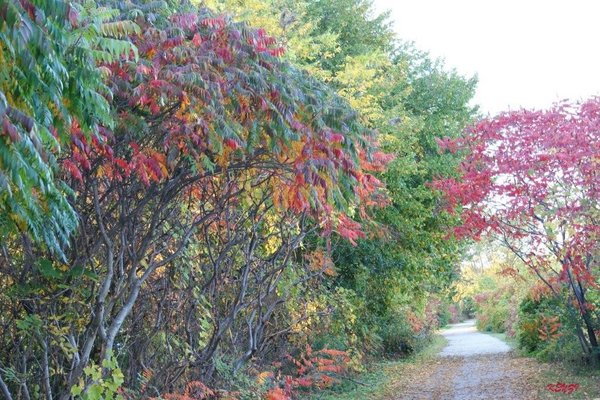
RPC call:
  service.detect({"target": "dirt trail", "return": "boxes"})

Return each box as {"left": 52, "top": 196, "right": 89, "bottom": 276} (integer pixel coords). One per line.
{"left": 390, "top": 320, "right": 544, "bottom": 399}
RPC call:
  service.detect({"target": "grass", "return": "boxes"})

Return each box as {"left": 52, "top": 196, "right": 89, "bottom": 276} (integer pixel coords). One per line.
{"left": 305, "top": 335, "right": 448, "bottom": 400}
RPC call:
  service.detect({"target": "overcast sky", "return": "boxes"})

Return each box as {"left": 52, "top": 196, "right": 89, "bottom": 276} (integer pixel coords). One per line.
{"left": 372, "top": 0, "right": 600, "bottom": 115}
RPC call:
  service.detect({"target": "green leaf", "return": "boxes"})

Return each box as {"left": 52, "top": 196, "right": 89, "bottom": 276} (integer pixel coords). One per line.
{"left": 70, "top": 381, "right": 83, "bottom": 396}
{"left": 38, "top": 259, "right": 63, "bottom": 280}
{"left": 87, "top": 384, "right": 104, "bottom": 400}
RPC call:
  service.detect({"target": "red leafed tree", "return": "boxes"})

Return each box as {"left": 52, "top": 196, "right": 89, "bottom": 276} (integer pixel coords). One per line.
{"left": 0, "top": 8, "right": 389, "bottom": 394}
{"left": 433, "top": 98, "right": 600, "bottom": 360}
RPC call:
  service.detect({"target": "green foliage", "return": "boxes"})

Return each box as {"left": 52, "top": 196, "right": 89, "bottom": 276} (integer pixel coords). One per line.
{"left": 517, "top": 295, "right": 552, "bottom": 354}
{"left": 329, "top": 45, "right": 476, "bottom": 358}
{"left": 379, "top": 313, "right": 424, "bottom": 356}
{"left": 303, "top": 0, "right": 395, "bottom": 73}
{"left": 70, "top": 354, "right": 124, "bottom": 400}
{"left": 477, "top": 295, "right": 510, "bottom": 333}
{"left": 436, "top": 304, "right": 452, "bottom": 327}
{"left": 516, "top": 292, "right": 591, "bottom": 365}
{"left": 198, "top": 0, "right": 476, "bottom": 365}
{"left": 0, "top": 0, "right": 137, "bottom": 257}
{"left": 460, "top": 296, "right": 475, "bottom": 319}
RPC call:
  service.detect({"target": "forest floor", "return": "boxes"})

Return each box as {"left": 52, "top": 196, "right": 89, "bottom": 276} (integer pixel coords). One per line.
{"left": 316, "top": 320, "right": 600, "bottom": 400}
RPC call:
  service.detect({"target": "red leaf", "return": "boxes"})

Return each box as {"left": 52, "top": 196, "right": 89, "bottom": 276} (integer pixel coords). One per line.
{"left": 63, "top": 160, "right": 83, "bottom": 183}
{"left": 224, "top": 138, "right": 239, "bottom": 150}
{"left": 192, "top": 33, "right": 202, "bottom": 46}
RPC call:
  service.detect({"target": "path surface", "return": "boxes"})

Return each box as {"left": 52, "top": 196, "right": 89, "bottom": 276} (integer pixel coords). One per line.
{"left": 390, "top": 320, "right": 543, "bottom": 399}
{"left": 440, "top": 320, "right": 510, "bottom": 357}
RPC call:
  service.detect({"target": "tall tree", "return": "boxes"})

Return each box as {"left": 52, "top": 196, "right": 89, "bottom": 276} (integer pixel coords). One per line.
{"left": 203, "top": 0, "right": 478, "bottom": 355}
{"left": 334, "top": 46, "right": 477, "bottom": 353}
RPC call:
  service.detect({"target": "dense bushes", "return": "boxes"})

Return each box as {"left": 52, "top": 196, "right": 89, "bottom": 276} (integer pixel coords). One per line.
{"left": 517, "top": 294, "right": 558, "bottom": 353}
{"left": 459, "top": 253, "right": 600, "bottom": 367}
{"left": 517, "top": 290, "right": 599, "bottom": 365}
{"left": 379, "top": 298, "right": 445, "bottom": 356}
{"left": 0, "top": 0, "right": 475, "bottom": 398}
{"left": 474, "top": 286, "right": 515, "bottom": 334}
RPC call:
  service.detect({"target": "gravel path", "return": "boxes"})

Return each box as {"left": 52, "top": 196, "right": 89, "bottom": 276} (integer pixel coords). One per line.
{"left": 390, "top": 320, "right": 544, "bottom": 399}
{"left": 440, "top": 320, "right": 511, "bottom": 357}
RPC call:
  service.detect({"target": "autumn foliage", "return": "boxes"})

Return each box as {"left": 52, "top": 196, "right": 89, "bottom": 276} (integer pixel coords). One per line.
{"left": 0, "top": 1, "right": 394, "bottom": 396}
{"left": 63, "top": 9, "right": 387, "bottom": 230}
{"left": 434, "top": 99, "right": 600, "bottom": 360}
{"left": 0, "top": 0, "right": 475, "bottom": 398}
{"left": 264, "top": 346, "right": 352, "bottom": 399}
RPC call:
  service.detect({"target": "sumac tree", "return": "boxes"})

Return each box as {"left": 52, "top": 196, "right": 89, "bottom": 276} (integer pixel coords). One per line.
{"left": 433, "top": 99, "right": 600, "bottom": 361}
{"left": 0, "top": 6, "right": 388, "bottom": 397}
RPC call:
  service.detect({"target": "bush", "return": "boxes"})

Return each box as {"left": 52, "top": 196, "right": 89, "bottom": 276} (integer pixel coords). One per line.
{"left": 517, "top": 295, "right": 545, "bottom": 353}
{"left": 436, "top": 305, "right": 452, "bottom": 327}
{"left": 434, "top": 301, "right": 463, "bottom": 327}
{"left": 379, "top": 316, "right": 419, "bottom": 356}
{"left": 377, "top": 296, "right": 444, "bottom": 357}
{"left": 474, "top": 285, "right": 517, "bottom": 333}
{"left": 516, "top": 292, "right": 590, "bottom": 364}
{"left": 460, "top": 297, "right": 476, "bottom": 319}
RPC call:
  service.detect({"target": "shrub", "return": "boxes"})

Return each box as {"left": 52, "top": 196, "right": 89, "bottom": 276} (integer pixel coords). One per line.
{"left": 474, "top": 285, "right": 515, "bottom": 333}
{"left": 460, "top": 297, "right": 476, "bottom": 319}
{"left": 379, "top": 314, "right": 421, "bottom": 356}
{"left": 436, "top": 305, "right": 452, "bottom": 327}
{"left": 515, "top": 292, "right": 585, "bottom": 363}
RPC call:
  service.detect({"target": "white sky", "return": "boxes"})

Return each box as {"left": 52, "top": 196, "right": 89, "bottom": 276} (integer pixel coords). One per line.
{"left": 372, "top": 0, "right": 600, "bottom": 115}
